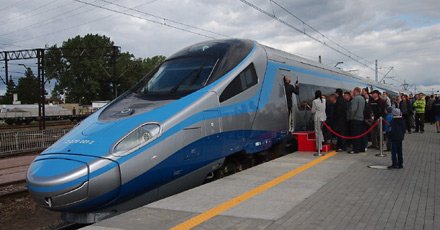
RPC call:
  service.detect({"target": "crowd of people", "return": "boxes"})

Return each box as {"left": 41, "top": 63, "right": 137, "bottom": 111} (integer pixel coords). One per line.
{"left": 283, "top": 76, "right": 440, "bottom": 169}
{"left": 312, "top": 87, "right": 440, "bottom": 169}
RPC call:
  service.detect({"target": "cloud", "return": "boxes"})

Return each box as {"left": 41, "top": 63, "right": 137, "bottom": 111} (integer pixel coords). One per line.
{"left": 0, "top": 0, "right": 439, "bottom": 94}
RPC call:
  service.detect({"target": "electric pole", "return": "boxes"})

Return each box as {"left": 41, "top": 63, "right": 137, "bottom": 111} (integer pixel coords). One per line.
{"left": 375, "top": 59, "right": 378, "bottom": 82}
{"left": 4, "top": 52, "right": 8, "bottom": 90}
{"left": 402, "top": 80, "right": 409, "bottom": 91}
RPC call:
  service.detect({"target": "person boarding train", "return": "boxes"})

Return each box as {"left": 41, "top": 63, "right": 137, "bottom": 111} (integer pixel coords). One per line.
{"left": 283, "top": 76, "right": 299, "bottom": 132}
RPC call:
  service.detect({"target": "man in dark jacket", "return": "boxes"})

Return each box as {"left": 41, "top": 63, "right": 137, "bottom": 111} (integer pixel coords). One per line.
{"left": 324, "top": 94, "right": 337, "bottom": 143}
{"left": 433, "top": 96, "right": 440, "bottom": 133}
{"left": 400, "top": 95, "right": 413, "bottom": 133}
{"left": 284, "top": 76, "right": 299, "bottom": 132}
{"left": 369, "top": 90, "right": 386, "bottom": 149}
{"left": 333, "top": 89, "right": 347, "bottom": 151}
{"left": 388, "top": 108, "right": 405, "bottom": 169}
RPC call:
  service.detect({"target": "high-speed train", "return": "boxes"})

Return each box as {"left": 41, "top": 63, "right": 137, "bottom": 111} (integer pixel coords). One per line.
{"left": 26, "top": 39, "right": 401, "bottom": 223}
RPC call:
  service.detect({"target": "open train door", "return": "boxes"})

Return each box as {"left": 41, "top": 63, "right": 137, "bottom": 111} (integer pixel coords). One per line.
{"left": 277, "top": 68, "right": 297, "bottom": 132}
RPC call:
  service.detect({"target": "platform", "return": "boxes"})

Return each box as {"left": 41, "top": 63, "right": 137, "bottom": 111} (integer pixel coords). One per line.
{"left": 86, "top": 125, "right": 440, "bottom": 230}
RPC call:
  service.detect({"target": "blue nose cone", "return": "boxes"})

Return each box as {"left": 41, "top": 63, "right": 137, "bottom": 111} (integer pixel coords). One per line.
{"left": 27, "top": 155, "right": 121, "bottom": 212}
{"left": 28, "top": 158, "right": 89, "bottom": 190}
{"left": 27, "top": 158, "right": 89, "bottom": 209}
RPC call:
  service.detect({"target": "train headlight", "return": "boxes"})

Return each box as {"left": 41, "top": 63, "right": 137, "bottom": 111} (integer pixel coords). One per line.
{"left": 112, "top": 123, "right": 161, "bottom": 156}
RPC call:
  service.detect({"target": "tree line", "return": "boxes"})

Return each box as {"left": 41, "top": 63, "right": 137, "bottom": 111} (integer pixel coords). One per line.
{"left": 1, "top": 34, "right": 165, "bottom": 105}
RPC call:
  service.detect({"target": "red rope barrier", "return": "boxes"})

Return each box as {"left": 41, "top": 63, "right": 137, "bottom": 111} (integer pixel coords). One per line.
{"left": 322, "top": 119, "right": 380, "bottom": 140}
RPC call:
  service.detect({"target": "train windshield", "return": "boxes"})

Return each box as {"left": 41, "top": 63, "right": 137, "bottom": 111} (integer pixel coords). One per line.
{"left": 134, "top": 57, "right": 218, "bottom": 98}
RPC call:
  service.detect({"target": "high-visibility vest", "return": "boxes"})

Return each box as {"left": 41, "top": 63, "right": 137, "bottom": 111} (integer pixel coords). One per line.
{"left": 413, "top": 99, "right": 426, "bottom": 113}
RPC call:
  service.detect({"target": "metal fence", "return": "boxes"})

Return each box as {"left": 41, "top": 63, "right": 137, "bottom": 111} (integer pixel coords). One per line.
{"left": 0, "top": 128, "right": 70, "bottom": 156}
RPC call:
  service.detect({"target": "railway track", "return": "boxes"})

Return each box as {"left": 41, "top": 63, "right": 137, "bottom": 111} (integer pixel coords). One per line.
{"left": 0, "top": 180, "right": 28, "bottom": 199}
{"left": 0, "top": 180, "right": 88, "bottom": 230}
{"left": 0, "top": 120, "right": 76, "bottom": 131}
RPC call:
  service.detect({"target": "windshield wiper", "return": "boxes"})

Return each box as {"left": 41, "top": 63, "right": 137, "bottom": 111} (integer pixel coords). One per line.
{"left": 203, "top": 59, "right": 219, "bottom": 86}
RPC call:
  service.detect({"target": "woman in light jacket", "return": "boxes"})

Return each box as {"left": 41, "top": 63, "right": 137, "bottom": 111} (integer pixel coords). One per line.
{"left": 311, "top": 90, "right": 327, "bottom": 151}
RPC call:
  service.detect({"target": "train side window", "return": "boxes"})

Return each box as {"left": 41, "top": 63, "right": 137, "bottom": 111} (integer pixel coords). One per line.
{"left": 219, "top": 64, "right": 258, "bottom": 102}
{"left": 297, "top": 84, "right": 337, "bottom": 110}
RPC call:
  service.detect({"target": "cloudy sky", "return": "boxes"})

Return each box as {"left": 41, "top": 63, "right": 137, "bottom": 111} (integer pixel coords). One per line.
{"left": 1, "top": 0, "right": 439, "bottom": 95}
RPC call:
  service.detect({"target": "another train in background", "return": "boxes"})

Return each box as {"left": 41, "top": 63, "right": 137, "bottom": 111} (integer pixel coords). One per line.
{"left": 0, "top": 102, "right": 108, "bottom": 125}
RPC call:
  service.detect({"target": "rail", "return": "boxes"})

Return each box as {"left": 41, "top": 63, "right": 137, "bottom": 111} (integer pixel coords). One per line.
{"left": 0, "top": 128, "right": 70, "bottom": 156}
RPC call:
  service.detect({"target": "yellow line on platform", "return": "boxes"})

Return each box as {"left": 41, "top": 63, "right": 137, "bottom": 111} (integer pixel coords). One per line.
{"left": 170, "top": 151, "right": 337, "bottom": 230}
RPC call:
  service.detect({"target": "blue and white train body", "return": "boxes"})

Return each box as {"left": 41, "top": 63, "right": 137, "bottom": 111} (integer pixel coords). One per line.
{"left": 26, "top": 39, "right": 400, "bottom": 222}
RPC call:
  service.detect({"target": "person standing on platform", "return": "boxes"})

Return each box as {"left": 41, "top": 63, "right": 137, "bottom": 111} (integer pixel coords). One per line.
{"left": 369, "top": 90, "right": 386, "bottom": 149}
{"left": 283, "top": 76, "right": 299, "bottom": 132}
{"left": 409, "top": 94, "right": 416, "bottom": 129}
{"left": 348, "top": 87, "right": 365, "bottom": 154}
{"left": 388, "top": 108, "right": 405, "bottom": 169}
{"left": 362, "top": 91, "right": 374, "bottom": 152}
{"left": 362, "top": 90, "right": 373, "bottom": 152}
{"left": 343, "top": 91, "right": 352, "bottom": 102}
{"left": 383, "top": 92, "right": 392, "bottom": 107}
{"left": 426, "top": 95, "right": 435, "bottom": 124}
{"left": 333, "top": 89, "right": 348, "bottom": 152}
{"left": 413, "top": 94, "right": 426, "bottom": 133}
{"left": 325, "top": 94, "right": 337, "bottom": 143}
{"left": 311, "top": 90, "right": 326, "bottom": 152}
{"left": 362, "top": 88, "right": 370, "bottom": 103}
{"left": 433, "top": 96, "right": 440, "bottom": 133}
{"left": 392, "top": 95, "right": 402, "bottom": 109}
{"left": 344, "top": 91, "right": 353, "bottom": 150}
{"left": 384, "top": 107, "right": 393, "bottom": 151}
{"left": 400, "top": 95, "right": 413, "bottom": 133}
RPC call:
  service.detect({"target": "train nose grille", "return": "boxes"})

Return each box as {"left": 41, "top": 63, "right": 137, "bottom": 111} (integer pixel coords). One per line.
{"left": 27, "top": 158, "right": 89, "bottom": 208}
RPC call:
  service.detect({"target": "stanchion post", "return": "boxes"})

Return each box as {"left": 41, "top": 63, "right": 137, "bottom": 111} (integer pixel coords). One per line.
{"left": 314, "top": 121, "right": 324, "bottom": 157}
{"left": 376, "top": 117, "right": 387, "bottom": 157}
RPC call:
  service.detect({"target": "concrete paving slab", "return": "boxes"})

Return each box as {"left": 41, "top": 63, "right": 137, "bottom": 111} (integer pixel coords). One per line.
{"left": 84, "top": 208, "right": 197, "bottom": 230}
{"left": 195, "top": 215, "right": 273, "bottom": 230}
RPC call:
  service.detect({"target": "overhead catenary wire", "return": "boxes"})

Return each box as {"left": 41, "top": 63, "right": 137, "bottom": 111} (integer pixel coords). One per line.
{"left": 1, "top": 1, "right": 157, "bottom": 48}
{"left": 269, "top": 0, "right": 375, "bottom": 66}
{"left": 0, "top": 0, "right": 28, "bottom": 13}
{"left": 239, "top": 0, "right": 379, "bottom": 73}
{"left": 0, "top": 0, "right": 67, "bottom": 29}
{"left": 0, "top": 0, "right": 106, "bottom": 37}
{"left": 70, "top": 0, "right": 219, "bottom": 39}
{"left": 98, "top": 0, "right": 230, "bottom": 39}
{"left": 0, "top": 0, "right": 71, "bottom": 27}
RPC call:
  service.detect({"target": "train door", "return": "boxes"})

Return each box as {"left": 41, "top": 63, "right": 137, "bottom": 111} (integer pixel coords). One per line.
{"left": 277, "top": 68, "right": 298, "bottom": 131}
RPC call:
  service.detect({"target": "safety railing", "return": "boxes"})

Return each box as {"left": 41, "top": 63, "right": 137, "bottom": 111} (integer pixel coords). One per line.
{"left": 0, "top": 128, "right": 70, "bottom": 156}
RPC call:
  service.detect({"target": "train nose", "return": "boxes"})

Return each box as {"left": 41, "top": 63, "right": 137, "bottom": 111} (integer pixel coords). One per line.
{"left": 26, "top": 157, "right": 120, "bottom": 211}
